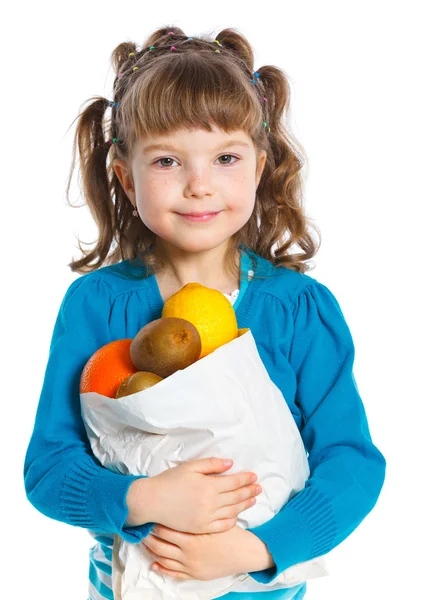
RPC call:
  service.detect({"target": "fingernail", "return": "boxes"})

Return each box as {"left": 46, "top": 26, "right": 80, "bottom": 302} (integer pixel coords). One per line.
{"left": 224, "top": 459, "right": 233, "bottom": 466}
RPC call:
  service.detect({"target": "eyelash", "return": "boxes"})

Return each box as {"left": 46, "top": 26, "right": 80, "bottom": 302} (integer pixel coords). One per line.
{"left": 154, "top": 154, "right": 239, "bottom": 168}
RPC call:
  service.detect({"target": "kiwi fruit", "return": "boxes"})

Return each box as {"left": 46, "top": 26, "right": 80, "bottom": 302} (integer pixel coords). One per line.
{"left": 115, "top": 371, "right": 163, "bottom": 399}
{"left": 130, "top": 317, "right": 201, "bottom": 378}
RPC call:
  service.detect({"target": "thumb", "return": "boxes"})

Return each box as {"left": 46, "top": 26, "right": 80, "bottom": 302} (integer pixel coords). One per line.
{"left": 184, "top": 457, "right": 233, "bottom": 475}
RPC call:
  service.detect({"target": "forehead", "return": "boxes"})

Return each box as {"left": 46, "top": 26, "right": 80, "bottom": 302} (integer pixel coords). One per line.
{"left": 138, "top": 126, "right": 254, "bottom": 154}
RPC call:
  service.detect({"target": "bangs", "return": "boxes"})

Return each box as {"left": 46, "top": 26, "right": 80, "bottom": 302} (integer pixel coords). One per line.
{"left": 118, "top": 51, "right": 263, "bottom": 146}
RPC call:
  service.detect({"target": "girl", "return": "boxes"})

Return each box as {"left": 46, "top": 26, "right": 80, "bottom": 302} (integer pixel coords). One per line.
{"left": 24, "top": 25, "right": 386, "bottom": 600}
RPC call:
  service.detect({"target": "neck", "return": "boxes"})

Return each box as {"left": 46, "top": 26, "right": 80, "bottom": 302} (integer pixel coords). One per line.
{"left": 153, "top": 239, "right": 239, "bottom": 290}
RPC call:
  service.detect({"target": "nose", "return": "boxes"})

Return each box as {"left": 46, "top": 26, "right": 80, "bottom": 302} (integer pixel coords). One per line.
{"left": 184, "top": 168, "right": 213, "bottom": 198}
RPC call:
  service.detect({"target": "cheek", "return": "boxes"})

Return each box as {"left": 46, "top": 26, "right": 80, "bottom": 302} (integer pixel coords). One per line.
{"left": 228, "top": 177, "right": 257, "bottom": 211}
{"left": 137, "top": 180, "right": 171, "bottom": 217}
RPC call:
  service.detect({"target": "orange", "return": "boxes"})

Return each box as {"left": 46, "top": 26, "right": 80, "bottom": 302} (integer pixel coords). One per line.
{"left": 80, "top": 339, "right": 138, "bottom": 398}
{"left": 162, "top": 283, "right": 238, "bottom": 358}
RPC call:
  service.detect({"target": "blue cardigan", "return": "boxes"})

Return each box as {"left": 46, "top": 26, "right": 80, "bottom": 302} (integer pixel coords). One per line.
{"left": 24, "top": 244, "right": 385, "bottom": 590}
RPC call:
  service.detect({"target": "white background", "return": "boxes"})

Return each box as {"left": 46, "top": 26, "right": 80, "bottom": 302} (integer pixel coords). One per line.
{"left": 3, "top": 1, "right": 434, "bottom": 598}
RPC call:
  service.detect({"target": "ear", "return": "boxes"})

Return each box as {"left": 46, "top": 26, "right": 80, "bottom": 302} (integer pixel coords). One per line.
{"left": 255, "top": 151, "right": 267, "bottom": 188}
{"left": 113, "top": 159, "right": 136, "bottom": 206}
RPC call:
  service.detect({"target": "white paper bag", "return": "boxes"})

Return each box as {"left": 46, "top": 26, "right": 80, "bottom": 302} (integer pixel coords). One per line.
{"left": 80, "top": 330, "right": 328, "bottom": 600}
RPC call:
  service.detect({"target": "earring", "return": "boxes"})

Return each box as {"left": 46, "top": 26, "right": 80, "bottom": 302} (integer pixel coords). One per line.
{"left": 132, "top": 206, "right": 138, "bottom": 217}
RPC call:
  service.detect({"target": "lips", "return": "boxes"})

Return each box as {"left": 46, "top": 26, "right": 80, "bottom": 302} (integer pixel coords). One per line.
{"left": 180, "top": 212, "right": 220, "bottom": 217}
{"left": 177, "top": 211, "right": 221, "bottom": 222}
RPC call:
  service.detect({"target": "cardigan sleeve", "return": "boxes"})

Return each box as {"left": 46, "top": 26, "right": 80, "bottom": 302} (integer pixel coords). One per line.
{"left": 23, "top": 275, "right": 154, "bottom": 543}
{"left": 246, "top": 281, "right": 386, "bottom": 583}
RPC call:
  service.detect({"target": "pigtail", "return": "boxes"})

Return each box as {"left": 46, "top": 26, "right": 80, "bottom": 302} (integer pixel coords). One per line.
{"left": 65, "top": 97, "right": 115, "bottom": 271}
{"left": 145, "top": 25, "right": 187, "bottom": 47}
{"left": 112, "top": 41, "right": 138, "bottom": 74}
{"left": 65, "top": 93, "right": 153, "bottom": 273}
{"left": 244, "top": 64, "right": 321, "bottom": 272}
{"left": 215, "top": 28, "right": 255, "bottom": 72}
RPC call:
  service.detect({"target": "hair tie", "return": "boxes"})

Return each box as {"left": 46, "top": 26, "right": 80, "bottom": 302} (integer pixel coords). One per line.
{"left": 109, "top": 138, "right": 118, "bottom": 145}
{"left": 170, "top": 46, "right": 176, "bottom": 51}
{"left": 148, "top": 45, "right": 155, "bottom": 51}
{"left": 107, "top": 100, "right": 119, "bottom": 108}
{"left": 128, "top": 52, "right": 135, "bottom": 57}
{"left": 250, "top": 71, "right": 260, "bottom": 84}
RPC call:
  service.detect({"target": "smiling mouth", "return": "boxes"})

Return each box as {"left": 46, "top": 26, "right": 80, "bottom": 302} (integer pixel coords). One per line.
{"left": 178, "top": 211, "right": 221, "bottom": 216}
{"left": 176, "top": 211, "right": 221, "bottom": 222}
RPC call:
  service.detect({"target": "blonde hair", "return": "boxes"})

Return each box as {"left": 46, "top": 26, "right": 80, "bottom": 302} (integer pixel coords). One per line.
{"left": 66, "top": 25, "right": 321, "bottom": 279}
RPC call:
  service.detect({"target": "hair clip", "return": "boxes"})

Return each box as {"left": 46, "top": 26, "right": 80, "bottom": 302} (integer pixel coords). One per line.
{"left": 109, "top": 138, "right": 118, "bottom": 145}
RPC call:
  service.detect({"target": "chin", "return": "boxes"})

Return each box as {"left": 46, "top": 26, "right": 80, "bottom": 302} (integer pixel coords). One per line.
{"left": 159, "top": 231, "right": 232, "bottom": 254}
{"left": 173, "top": 238, "right": 225, "bottom": 253}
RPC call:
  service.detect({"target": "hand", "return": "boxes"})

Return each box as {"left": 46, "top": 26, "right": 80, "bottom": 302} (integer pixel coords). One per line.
{"left": 145, "top": 458, "right": 262, "bottom": 534}
{"left": 142, "top": 524, "right": 275, "bottom": 581}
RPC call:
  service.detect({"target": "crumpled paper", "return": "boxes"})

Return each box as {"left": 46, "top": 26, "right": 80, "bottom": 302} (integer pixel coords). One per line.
{"left": 80, "top": 330, "right": 328, "bottom": 599}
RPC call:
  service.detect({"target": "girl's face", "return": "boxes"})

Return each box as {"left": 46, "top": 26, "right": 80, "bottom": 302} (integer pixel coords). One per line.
{"left": 113, "top": 126, "right": 267, "bottom": 255}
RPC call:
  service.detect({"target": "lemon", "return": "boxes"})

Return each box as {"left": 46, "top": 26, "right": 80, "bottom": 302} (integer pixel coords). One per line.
{"left": 162, "top": 283, "right": 238, "bottom": 358}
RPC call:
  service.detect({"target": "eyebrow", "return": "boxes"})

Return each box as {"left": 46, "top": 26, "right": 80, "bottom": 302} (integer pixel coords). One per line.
{"left": 142, "top": 140, "right": 251, "bottom": 155}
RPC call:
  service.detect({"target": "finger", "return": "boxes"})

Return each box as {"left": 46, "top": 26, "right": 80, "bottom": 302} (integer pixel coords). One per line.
{"left": 142, "top": 534, "right": 182, "bottom": 560}
{"left": 214, "top": 472, "right": 258, "bottom": 493}
{"left": 207, "top": 517, "right": 238, "bottom": 533}
{"left": 214, "top": 495, "right": 257, "bottom": 520}
{"left": 219, "top": 483, "right": 262, "bottom": 507}
{"left": 185, "top": 457, "right": 233, "bottom": 475}
{"left": 146, "top": 550, "right": 186, "bottom": 573}
{"left": 151, "top": 525, "right": 186, "bottom": 546}
{"left": 152, "top": 562, "right": 191, "bottom": 580}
